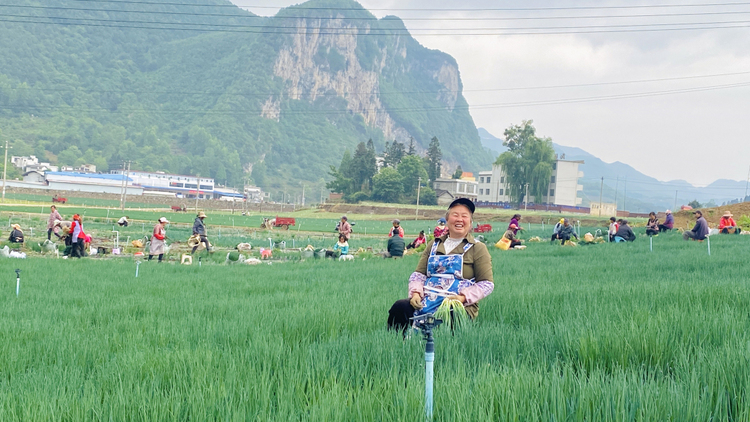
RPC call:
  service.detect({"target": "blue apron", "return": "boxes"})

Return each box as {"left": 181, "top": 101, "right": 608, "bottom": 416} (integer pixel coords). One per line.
{"left": 417, "top": 239, "right": 474, "bottom": 316}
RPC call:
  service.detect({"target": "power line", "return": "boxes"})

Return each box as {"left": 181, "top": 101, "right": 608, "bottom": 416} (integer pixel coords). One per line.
{"left": 4, "top": 70, "right": 750, "bottom": 96}
{"left": 7, "top": 12, "right": 750, "bottom": 33}
{"left": 3, "top": 80, "right": 748, "bottom": 116}
{"left": 6, "top": 4, "right": 750, "bottom": 21}
{"left": 62, "top": 0, "right": 750, "bottom": 12}
{"left": 3, "top": 16, "right": 750, "bottom": 35}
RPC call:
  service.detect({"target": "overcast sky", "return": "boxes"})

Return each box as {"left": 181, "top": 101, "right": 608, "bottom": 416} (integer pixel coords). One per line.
{"left": 231, "top": 0, "right": 750, "bottom": 186}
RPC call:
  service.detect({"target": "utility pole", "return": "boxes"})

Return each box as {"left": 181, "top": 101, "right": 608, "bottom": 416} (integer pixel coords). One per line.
{"left": 415, "top": 177, "right": 422, "bottom": 219}
{"left": 301, "top": 183, "right": 306, "bottom": 207}
{"left": 598, "top": 177, "right": 604, "bottom": 216}
{"left": 120, "top": 161, "right": 131, "bottom": 211}
{"left": 524, "top": 183, "right": 528, "bottom": 211}
{"left": 614, "top": 176, "right": 619, "bottom": 209}
{"left": 118, "top": 161, "right": 127, "bottom": 210}
{"left": 1, "top": 139, "right": 10, "bottom": 202}
{"left": 744, "top": 165, "right": 750, "bottom": 202}
{"left": 195, "top": 173, "right": 200, "bottom": 212}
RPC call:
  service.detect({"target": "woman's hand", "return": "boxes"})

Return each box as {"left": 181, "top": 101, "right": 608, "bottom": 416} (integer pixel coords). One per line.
{"left": 409, "top": 293, "right": 424, "bottom": 310}
{"left": 447, "top": 294, "right": 466, "bottom": 304}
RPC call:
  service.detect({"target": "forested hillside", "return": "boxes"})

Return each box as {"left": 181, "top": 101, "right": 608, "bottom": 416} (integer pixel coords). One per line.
{"left": 0, "top": 0, "right": 488, "bottom": 197}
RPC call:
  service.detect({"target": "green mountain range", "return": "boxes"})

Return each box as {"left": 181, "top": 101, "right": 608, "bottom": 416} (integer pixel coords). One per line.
{"left": 0, "top": 0, "right": 489, "bottom": 197}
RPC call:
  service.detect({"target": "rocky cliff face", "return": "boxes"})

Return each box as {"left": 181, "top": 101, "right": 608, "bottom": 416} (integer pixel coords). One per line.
{"left": 270, "top": 14, "right": 461, "bottom": 147}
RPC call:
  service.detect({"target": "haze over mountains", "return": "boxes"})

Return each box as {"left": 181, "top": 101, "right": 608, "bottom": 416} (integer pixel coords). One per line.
{"left": 479, "top": 128, "right": 748, "bottom": 212}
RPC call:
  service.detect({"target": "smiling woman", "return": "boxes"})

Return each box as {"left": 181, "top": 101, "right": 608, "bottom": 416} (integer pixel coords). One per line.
{"left": 387, "top": 198, "right": 494, "bottom": 333}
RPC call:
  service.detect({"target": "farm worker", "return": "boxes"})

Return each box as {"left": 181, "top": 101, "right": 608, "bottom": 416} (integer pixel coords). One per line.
{"left": 552, "top": 218, "right": 564, "bottom": 235}
{"left": 608, "top": 217, "right": 619, "bottom": 242}
{"left": 406, "top": 231, "right": 427, "bottom": 250}
{"left": 387, "top": 198, "right": 494, "bottom": 333}
{"left": 718, "top": 211, "right": 740, "bottom": 234}
{"left": 614, "top": 219, "right": 636, "bottom": 242}
{"left": 645, "top": 212, "right": 659, "bottom": 236}
{"left": 388, "top": 219, "right": 404, "bottom": 238}
{"left": 70, "top": 214, "right": 86, "bottom": 258}
{"left": 47, "top": 205, "right": 63, "bottom": 240}
{"left": 433, "top": 218, "right": 448, "bottom": 238}
{"left": 8, "top": 224, "right": 24, "bottom": 243}
{"left": 502, "top": 224, "right": 523, "bottom": 249}
{"left": 659, "top": 210, "right": 674, "bottom": 232}
{"left": 191, "top": 211, "right": 211, "bottom": 254}
{"left": 551, "top": 219, "right": 578, "bottom": 245}
{"left": 337, "top": 215, "right": 352, "bottom": 240}
{"left": 683, "top": 210, "right": 710, "bottom": 241}
{"left": 384, "top": 228, "right": 405, "bottom": 258}
{"left": 508, "top": 214, "right": 524, "bottom": 235}
{"left": 117, "top": 216, "right": 130, "bottom": 227}
{"left": 149, "top": 217, "right": 169, "bottom": 262}
{"left": 332, "top": 234, "right": 349, "bottom": 256}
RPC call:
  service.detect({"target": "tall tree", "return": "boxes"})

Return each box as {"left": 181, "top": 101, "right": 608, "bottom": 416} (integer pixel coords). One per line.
{"left": 371, "top": 167, "right": 403, "bottom": 203}
{"left": 398, "top": 155, "right": 428, "bottom": 198}
{"left": 326, "top": 150, "right": 355, "bottom": 195}
{"left": 384, "top": 140, "right": 405, "bottom": 168}
{"left": 407, "top": 138, "right": 416, "bottom": 155}
{"left": 426, "top": 136, "right": 442, "bottom": 185}
{"left": 452, "top": 165, "right": 463, "bottom": 179}
{"left": 494, "top": 120, "right": 555, "bottom": 205}
{"left": 350, "top": 142, "right": 377, "bottom": 192}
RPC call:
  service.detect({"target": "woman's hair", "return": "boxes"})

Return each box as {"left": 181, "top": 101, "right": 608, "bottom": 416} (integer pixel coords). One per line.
{"left": 419, "top": 230, "right": 425, "bottom": 235}
{"left": 649, "top": 212, "right": 656, "bottom": 217}
{"left": 392, "top": 228, "right": 400, "bottom": 236}
{"left": 338, "top": 233, "right": 346, "bottom": 241}
{"left": 610, "top": 217, "right": 616, "bottom": 222}
{"left": 50, "top": 205, "right": 56, "bottom": 210}
{"left": 512, "top": 214, "right": 521, "bottom": 220}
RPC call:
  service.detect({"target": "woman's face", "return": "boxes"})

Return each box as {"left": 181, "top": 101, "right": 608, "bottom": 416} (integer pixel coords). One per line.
{"left": 446, "top": 205, "right": 472, "bottom": 238}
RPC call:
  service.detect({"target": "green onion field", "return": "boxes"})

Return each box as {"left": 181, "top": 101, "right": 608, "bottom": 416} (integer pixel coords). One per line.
{"left": 1, "top": 226, "right": 748, "bottom": 421}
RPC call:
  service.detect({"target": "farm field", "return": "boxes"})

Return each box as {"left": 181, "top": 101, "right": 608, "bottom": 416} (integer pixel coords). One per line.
{"left": 1, "top": 229, "right": 748, "bottom": 421}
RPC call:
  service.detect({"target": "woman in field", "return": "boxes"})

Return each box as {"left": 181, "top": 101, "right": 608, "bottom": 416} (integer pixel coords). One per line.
{"left": 149, "top": 217, "right": 169, "bottom": 262}
{"left": 191, "top": 212, "right": 211, "bottom": 255}
{"left": 69, "top": 214, "right": 86, "bottom": 258}
{"left": 331, "top": 233, "right": 349, "bottom": 257}
{"left": 508, "top": 214, "right": 523, "bottom": 235}
{"left": 388, "top": 198, "right": 494, "bottom": 332}
{"left": 645, "top": 212, "right": 659, "bottom": 236}
{"left": 433, "top": 218, "right": 448, "bottom": 238}
{"left": 47, "top": 205, "right": 63, "bottom": 240}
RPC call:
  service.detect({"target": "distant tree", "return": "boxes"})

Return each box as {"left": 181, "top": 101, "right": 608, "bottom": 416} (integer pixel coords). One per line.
{"left": 688, "top": 199, "right": 702, "bottom": 209}
{"left": 350, "top": 141, "right": 377, "bottom": 192}
{"left": 418, "top": 186, "right": 437, "bottom": 206}
{"left": 426, "top": 136, "right": 442, "bottom": 184}
{"left": 407, "top": 137, "right": 416, "bottom": 155}
{"left": 326, "top": 150, "right": 355, "bottom": 195}
{"left": 383, "top": 140, "right": 405, "bottom": 168}
{"left": 494, "top": 120, "right": 555, "bottom": 205}
{"left": 371, "top": 167, "right": 403, "bottom": 203}
{"left": 398, "top": 155, "right": 428, "bottom": 198}
{"left": 452, "top": 165, "right": 463, "bottom": 179}
{"left": 58, "top": 146, "right": 83, "bottom": 166}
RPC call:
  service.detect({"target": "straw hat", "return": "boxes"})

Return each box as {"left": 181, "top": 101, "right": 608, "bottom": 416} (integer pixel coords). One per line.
{"left": 158, "top": 217, "right": 169, "bottom": 224}
{"left": 11, "top": 224, "right": 21, "bottom": 230}
{"left": 197, "top": 211, "right": 207, "bottom": 218}
{"left": 723, "top": 211, "right": 733, "bottom": 217}
{"left": 665, "top": 210, "right": 672, "bottom": 214}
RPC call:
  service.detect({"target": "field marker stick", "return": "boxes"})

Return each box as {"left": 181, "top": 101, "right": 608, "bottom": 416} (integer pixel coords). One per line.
{"left": 135, "top": 261, "right": 141, "bottom": 278}
{"left": 707, "top": 236, "right": 711, "bottom": 256}
{"left": 15, "top": 269, "right": 20, "bottom": 297}
{"left": 650, "top": 236, "right": 653, "bottom": 252}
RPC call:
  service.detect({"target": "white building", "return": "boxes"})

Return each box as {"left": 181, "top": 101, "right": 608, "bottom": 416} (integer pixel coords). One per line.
{"left": 110, "top": 170, "right": 215, "bottom": 199}
{"left": 477, "top": 159, "right": 584, "bottom": 206}
{"left": 433, "top": 177, "right": 478, "bottom": 205}
{"left": 11, "top": 155, "right": 39, "bottom": 169}
{"left": 45, "top": 172, "right": 144, "bottom": 195}
{"left": 244, "top": 185, "right": 264, "bottom": 203}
